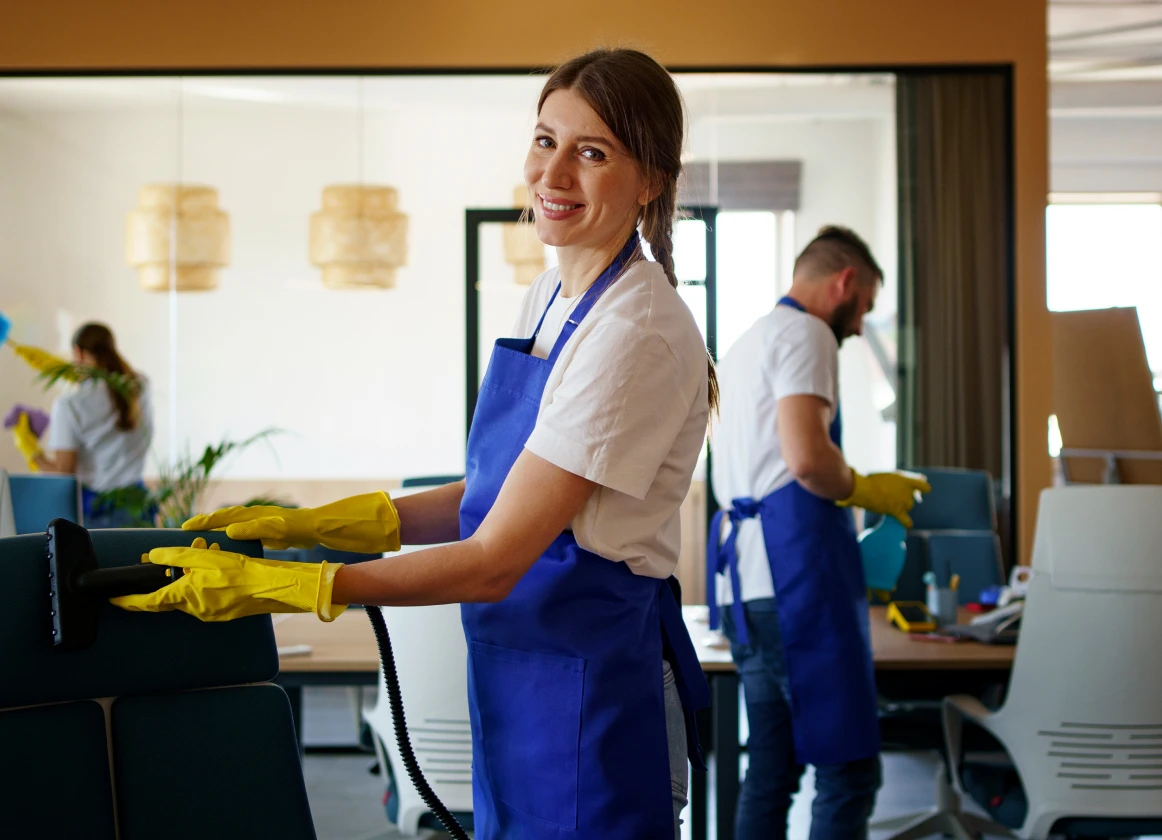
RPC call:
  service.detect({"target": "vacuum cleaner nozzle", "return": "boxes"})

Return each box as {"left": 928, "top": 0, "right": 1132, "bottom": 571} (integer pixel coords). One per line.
{"left": 47, "top": 518, "right": 173, "bottom": 651}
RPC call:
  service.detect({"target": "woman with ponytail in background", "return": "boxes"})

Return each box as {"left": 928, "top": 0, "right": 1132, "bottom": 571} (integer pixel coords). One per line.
{"left": 37, "top": 322, "right": 153, "bottom": 527}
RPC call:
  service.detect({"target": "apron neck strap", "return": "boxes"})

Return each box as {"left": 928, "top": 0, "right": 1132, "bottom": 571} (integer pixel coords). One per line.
{"left": 529, "top": 284, "right": 562, "bottom": 342}
{"left": 778, "top": 294, "right": 806, "bottom": 313}
{"left": 544, "top": 232, "right": 640, "bottom": 366}
{"left": 779, "top": 294, "right": 843, "bottom": 446}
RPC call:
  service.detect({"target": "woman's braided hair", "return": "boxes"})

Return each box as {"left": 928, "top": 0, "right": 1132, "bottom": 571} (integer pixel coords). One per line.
{"left": 537, "top": 48, "right": 719, "bottom": 414}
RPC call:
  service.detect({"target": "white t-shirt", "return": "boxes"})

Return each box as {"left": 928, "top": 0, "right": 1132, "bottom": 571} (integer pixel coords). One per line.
{"left": 709, "top": 306, "right": 839, "bottom": 603}
{"left": 511, "top": 259, "right": 709, "bottom": 579}
{"left": 47, "top": 375, "right": 153, "bottom": 493}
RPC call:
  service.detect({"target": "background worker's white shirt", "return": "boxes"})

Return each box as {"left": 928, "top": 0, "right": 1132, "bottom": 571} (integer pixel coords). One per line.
{"left": 710, "top": 306, "right": 839, "bottom": 604}
{"left": 511, "top": 259, "right": 710, "bottom": 580}
{"left": 47, "top": 376, "right": 153, "bottom": 493}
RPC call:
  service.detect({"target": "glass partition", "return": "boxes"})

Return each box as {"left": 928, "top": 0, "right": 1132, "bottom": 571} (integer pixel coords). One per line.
{"left": 0, "top": 72, "right": 898, "bottom": 501}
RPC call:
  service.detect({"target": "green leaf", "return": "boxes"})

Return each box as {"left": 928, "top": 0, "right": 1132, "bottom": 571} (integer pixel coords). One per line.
{"left": 36, "top": 362, "right": 141, "bottom": 403}
{"left": 95, "top": 428, "right": 284, "bottom": 528}
{"left": 240, "top": 496, "right": 298, "bottom": 509}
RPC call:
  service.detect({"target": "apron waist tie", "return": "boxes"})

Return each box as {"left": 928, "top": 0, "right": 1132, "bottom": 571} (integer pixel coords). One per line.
{"left": 706, "top": 497, "right": 761, "bottom": 646}
{"left": 659, "top": 578, "right": 710, "bottom": 771}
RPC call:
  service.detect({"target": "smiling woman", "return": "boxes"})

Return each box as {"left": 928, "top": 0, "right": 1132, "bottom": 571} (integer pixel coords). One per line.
{"left": 110, "top": 48, "right": 715, "bottom": 840}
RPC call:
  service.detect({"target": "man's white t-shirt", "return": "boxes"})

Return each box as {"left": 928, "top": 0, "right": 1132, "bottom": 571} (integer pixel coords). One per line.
{"left": 511, "top": 259, "right": 709, "bottom": 579}
{"left": 48, "top": 376, "right": 153, "bottom": 493}
{"left": 710, "top": 306, "right": 839, "bottom": 604}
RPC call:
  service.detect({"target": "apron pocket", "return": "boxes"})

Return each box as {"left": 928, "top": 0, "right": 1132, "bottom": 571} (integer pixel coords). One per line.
{"left": 469, "top": 640, "right": 585, "bottom": 829}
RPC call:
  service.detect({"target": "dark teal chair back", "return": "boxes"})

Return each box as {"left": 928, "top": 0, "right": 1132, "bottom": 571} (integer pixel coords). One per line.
{"left": 401, "top": 474, "right": 464, "bottom": 488}
{"left": 9, "top": 473, "right": 81, "bottom": 535}
{"left": 873, "top": 467, "right": 1004, "bottom": 603}
{"left": 0, "top": 528, "right": 316, "bottom": 840}
{"left": 908, "top": 467, "right": 996, "bottom": 531}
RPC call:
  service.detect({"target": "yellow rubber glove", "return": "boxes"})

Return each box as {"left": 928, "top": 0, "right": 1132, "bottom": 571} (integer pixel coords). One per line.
{"left": 7, "top": 340, "right": 75, "bottom": 377}
{"left": 839, "top": 470, "right": 931, "bottom": 529}
{"left": 12, "top": 411, "right": 42, "bottom": 472}
{"left": 182, "top": 491, "right": 401, "bottom": 553}
{"left": 110, "top": 537, "right": 347, "bottom": 622}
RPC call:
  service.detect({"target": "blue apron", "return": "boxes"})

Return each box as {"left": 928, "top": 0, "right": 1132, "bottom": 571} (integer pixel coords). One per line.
{"left": 460, "top": 233, "right": 710, "bottom": 840}
{"left": 81, "top": 480, "right": 153, "bottom": 529}
{"left": 706, "top": 295, "right": 880, "bottom": 767}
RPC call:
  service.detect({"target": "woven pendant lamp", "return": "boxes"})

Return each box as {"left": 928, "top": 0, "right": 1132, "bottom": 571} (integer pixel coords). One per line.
{"left": 125, "top": 184, "right": 230, "bottom": 292}
{"left": 503, "top": 186, "right": 545, "bottom": 286}
{"left": 309, "top": 185, "right": 408, "bottom": 289}
{"left": 309, "top": 78, "right": 408, "bottom": 289}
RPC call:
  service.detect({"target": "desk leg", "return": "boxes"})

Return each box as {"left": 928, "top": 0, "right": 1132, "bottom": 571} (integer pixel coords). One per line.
{"left": 714, "top": 672, "right": 740, "bottom": 840}
{"left": 285, "top": 684, "right": 304, "bottom": 755}
{"left": 691, "top": 704, "right": 711, "bottom": 840}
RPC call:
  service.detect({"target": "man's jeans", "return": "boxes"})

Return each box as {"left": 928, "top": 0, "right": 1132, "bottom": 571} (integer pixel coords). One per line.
{"left": 721, "top": 598, "right": 881, "bottom": 840}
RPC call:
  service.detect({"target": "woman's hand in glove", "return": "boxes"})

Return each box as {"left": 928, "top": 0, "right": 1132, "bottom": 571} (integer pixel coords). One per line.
{"left": 12, "top": 412, "right": 43, "bottom": 472}
{"left": 110, "top": 537, "right": 346, "bottom": 622}
{"left": 182, "top": 491, "right": 401, "bottom": 553}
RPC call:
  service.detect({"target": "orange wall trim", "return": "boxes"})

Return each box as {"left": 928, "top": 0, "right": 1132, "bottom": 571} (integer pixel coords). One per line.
{"left": 3, "top": 0, "right": 1051, "bottom": 563}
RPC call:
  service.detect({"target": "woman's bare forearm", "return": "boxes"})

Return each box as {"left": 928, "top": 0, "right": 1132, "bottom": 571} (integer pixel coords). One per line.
{"left": 337, "top": 452, "right": 595, "bottom": 607}
{"left": 35, "top": 451, "right": 76, "bottom": 474}
{"left": 393, "top": 479, "right": 466, "bottom": 545}
{"left": 332, "top": 538, "right": 505, "bottom": 606}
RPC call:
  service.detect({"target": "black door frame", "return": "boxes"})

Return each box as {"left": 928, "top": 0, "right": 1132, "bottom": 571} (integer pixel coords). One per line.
{"left": 464, "top": 205, "right": 720, "bottom": 442}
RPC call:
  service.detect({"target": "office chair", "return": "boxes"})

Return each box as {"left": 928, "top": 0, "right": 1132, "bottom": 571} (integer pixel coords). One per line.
{"left": 400, "top": 474, "right": 465, "bottom": 488}
{"left": 867, "top": 467, "right": 1005, "bottom": 603}
{"left": 354, "top": 479, "right": 482, "bottom": 831}
{"left": 872, "top": 467, "right": 1008, "bottom": 839}
{"left": 0, "top": 527, "right": 316, "bottom": 839}
{"left": 944, "top": 485, "right": 1162, "bottom": 838}
{"left": 8, "top": 472, "right": 81, "bottom": 534}
{"left": 362, "top": 539, "right": 474, "bottom": 835}
{"left": 0, "top": 468, "right": 15, "bottom": 537}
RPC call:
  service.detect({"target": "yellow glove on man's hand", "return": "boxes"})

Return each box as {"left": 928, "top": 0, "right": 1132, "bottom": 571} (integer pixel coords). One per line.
{"left": 182, "top": 491, "right": 401, "bottom": 553}
{"left": 110, "top": 537, "right": 347, "bottom": 622}
{"left": 839, "top": 470, "right": 931, "bottom": 529}
{"left": 12, "top": 412, "right": 42, "bottom": 472}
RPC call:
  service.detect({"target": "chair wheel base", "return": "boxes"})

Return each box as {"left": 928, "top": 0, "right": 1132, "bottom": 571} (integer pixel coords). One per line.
{"left": 873, "top": 807, "right": 1014, "bottom": 840}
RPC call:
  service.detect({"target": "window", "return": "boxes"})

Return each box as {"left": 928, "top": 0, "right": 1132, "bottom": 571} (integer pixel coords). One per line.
{"left": 1046, "top": 198, "right": 1162, "bottom": 455}
{"left": 1047, "top": 201, "right": 1162, "bottom": 374}
{"left": 671, "top": 210, "right": 795, "bottom": 359}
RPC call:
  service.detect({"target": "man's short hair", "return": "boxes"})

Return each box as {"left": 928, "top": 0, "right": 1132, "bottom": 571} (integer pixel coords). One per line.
{"left": 793, "top": 225, "right": 883, "bottom": 285}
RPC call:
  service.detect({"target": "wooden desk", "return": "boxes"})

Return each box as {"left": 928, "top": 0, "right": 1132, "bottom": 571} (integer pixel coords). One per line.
{"left": 275, "top": 606, "right": 1015, "bottom": 840}
{"left": 682, "top": 605, "right": 1015, "bottom": 840}
{"left": 272, "top": 610, "right": 380, "bottom": 749}
{"left": 683, "top": 605, "right": 1016, "bottom": 672}
{"left": 869, "top": 606, "right": 1016, "bottom": 670}
{"left": 274, "top": 610, "right": 379, "bottom": 673}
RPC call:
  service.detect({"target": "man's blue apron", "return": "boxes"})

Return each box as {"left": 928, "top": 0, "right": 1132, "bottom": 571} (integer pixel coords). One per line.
{"left": 460, "top": 233, "right": 710, "bottom": 839}
{"left": 706, "top": 295, "right": 879, "bottom": 767}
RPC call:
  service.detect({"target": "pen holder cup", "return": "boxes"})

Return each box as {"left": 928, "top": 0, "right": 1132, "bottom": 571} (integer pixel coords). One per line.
{"left": 926, "top": 587, "right": 958, "bottom": 626}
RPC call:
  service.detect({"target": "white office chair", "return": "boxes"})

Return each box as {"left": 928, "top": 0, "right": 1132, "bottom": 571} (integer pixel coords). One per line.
{"left": 0, "top": 469, "right": 15, "bottom": 537}
{"left": 361, "top": 525, "right": 474, "bottom": 835}
{"left": 944, "top": 485, "right": 1162, "bottom": 838}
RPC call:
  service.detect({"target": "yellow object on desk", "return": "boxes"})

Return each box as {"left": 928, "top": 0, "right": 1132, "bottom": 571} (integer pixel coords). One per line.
{"left": 886, "top": 601, "right": 937, "bottom": 633}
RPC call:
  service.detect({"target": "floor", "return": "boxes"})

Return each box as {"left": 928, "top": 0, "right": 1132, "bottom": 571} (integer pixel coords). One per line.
{"left": 301, "top": 686, "right": 1144, "bottom": 840}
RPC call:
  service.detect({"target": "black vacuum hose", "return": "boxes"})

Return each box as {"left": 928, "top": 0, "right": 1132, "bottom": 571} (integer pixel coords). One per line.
{"left": 364, "top": 605, "right": 470, "bottom": 839}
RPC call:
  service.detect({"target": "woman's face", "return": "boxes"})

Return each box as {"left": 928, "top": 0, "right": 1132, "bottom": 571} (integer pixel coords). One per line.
{"left": 524, "top": 88, "right": 652, "bottom": 253}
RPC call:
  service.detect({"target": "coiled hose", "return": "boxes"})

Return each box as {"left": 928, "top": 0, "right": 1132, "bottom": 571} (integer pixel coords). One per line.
{"left": 364, "top": 605, "right": 471, "bottom": 840}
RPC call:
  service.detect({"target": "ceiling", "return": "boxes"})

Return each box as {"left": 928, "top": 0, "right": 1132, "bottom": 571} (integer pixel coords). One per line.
{"left": 1051, "top": 0, "right": 1162, "bottom": 80}
{"left": 0, "top": 73, "right": 894, "bottom": 125}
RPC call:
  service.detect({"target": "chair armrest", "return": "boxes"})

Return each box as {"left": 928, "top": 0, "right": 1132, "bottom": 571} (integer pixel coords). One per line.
{"left": 943, "top": 694, "right": 997, "bottom": 795}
